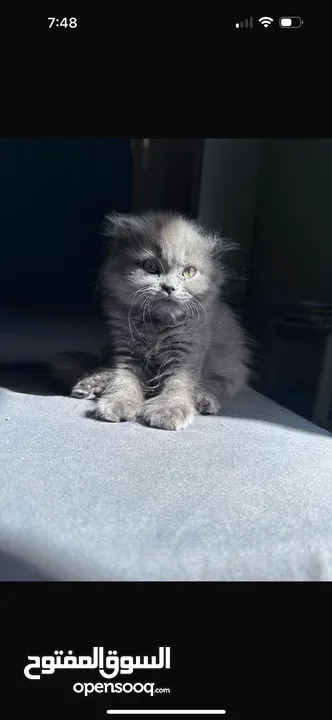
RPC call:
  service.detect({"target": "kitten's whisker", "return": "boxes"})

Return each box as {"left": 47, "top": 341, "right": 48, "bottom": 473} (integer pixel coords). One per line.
{"left": 127, "top": 290, "right": 149, "bottom": 346}
{"left": 142, "top": 295, "right": 151, "bottom": 330}
{"left": 184, "top": 298, "right": 207, "bottom": 342}
{"left": 147, "top": 296, "right": 153, "bottom": 323}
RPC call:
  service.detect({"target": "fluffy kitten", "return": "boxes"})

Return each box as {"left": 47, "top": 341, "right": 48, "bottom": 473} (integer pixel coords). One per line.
{"left": 70, "top": 211, "right": 251, "bottom": 430}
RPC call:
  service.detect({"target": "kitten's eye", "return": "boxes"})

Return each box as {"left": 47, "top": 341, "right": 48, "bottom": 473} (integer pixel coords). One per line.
{"left": 143, "top": 260, "right": 159, "bottom": 274}
{"left": 182, "top": 267, "right": 196, "bottom": 278}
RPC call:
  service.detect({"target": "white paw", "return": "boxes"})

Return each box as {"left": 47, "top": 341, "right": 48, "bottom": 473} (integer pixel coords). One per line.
{"left": 142, "top": 402, "right": 194, "bottom": 431}
{"left": 94, "top": 394, "right": 143, "bottom": 422}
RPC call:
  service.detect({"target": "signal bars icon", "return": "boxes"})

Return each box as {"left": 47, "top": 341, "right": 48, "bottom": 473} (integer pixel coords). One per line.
{"left": 235, "top": 17, "right": 253, "bottom": 28}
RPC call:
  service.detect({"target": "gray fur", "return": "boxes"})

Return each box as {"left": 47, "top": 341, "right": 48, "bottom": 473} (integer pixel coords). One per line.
{"left": 71, "top": 211, "right": 251, "bottom": 431}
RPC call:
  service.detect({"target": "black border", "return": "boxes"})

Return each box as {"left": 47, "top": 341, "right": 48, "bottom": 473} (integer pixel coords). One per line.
{"left": 0, "top": 8, "right": 330, "bottom": 136}
{"left": 2, "top": 581, "right": 332, "bottom": 717}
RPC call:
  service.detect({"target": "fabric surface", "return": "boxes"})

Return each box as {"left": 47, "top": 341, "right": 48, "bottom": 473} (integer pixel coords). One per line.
{"left": 1, "top": 382, "right": 332, "bottom": 581}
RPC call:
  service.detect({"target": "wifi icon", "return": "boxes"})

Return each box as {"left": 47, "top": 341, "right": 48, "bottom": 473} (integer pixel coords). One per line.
{"left": 258, "top": 16, "right": 274, "bottom": 27}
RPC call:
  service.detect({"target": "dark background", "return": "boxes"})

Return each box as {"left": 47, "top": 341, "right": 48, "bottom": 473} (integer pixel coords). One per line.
{"left": 3, "top": 582, "right": 330, "bottom": 718}
{"left": 0, "top": 138, "right": 132, "bottom": 307}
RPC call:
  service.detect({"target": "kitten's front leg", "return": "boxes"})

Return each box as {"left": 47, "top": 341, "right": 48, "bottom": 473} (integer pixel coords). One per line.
{"left": 142, "top": 370, "right": 195, "bottom": 431}
{"left": 93, "top": 367, "right": 144, "bottom": 423}
{"left": 71, "top": 369, "right": 110, "bottom": 399}
{"left": 194, "top": 388, "right": 221, "bottom": 415}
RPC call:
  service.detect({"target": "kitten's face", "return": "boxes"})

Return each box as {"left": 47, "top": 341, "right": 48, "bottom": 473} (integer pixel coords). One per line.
{"left": 101, "top": 212, "right": 225, "bottom": 317}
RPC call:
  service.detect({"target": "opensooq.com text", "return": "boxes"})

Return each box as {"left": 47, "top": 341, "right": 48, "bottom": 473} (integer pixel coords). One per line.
{"left": 73, "top": 681, "right": 171, "bottom": 697}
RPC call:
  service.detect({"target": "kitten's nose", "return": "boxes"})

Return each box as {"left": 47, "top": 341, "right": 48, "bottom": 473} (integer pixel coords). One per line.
{"left": 161, "top": 283, "right": 175, "bottom": 295}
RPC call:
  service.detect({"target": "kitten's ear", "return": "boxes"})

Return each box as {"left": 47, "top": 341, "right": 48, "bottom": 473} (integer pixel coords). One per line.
{"left": 101, "top": 212, "right": 142, "bottom": 239}
{"left": 211, "top": 231, "right": 238, "bottom": 261}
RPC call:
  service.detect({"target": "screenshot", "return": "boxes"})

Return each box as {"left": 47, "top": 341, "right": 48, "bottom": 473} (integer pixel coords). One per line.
{"left": 0, "top": 9, "right": 330, "bottom": 718}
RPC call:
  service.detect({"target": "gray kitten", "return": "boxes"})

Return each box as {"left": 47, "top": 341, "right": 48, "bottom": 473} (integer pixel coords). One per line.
{"left": 69, "top": 211, "right": 251, "bottom": 431}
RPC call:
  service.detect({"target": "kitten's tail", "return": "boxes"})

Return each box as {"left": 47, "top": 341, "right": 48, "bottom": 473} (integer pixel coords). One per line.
{"left": 48, "top": 350, "right": 100, "bottom": 394}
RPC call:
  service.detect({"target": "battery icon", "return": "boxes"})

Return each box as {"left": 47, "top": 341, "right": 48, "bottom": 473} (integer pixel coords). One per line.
{"left": 279, "top": 17, "right": 303, "bottom": 27}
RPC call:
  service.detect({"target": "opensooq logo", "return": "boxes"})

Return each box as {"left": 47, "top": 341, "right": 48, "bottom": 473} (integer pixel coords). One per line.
{"left": 23, "top": 646, "right": 171, "bottom": 681}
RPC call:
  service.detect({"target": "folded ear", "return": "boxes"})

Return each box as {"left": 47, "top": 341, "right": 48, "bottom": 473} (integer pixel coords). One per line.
{"left": 101, "top": 212, "right": 143, "bottom": 239}
{"left": 201, "top": 226, "right": 238, "bottom": 263}
{"left": 217, "top": 235, "right": 238, "bottom": 258}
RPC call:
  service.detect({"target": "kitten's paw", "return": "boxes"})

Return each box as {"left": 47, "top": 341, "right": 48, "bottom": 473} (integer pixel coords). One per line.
{"left": 195, "top": 390, "right": 221, "bottom": 415}
{"left": 142, "top": 401, "right": 194, "bottom": 431}
{"left": 70, "top": 373, "right": 107, "bottom": 399}
{"left": 93, "top": 394, "right": 143, "bottom": 423}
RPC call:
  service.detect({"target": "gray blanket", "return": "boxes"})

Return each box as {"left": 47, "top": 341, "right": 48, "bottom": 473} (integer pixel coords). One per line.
{"left": 1, "top": 382, "right": 332, "bottom": 581}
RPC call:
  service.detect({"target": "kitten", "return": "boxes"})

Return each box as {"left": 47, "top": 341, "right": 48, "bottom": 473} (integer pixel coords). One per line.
{"left": 69, "top": 211, "right": 251, "bottom": 431}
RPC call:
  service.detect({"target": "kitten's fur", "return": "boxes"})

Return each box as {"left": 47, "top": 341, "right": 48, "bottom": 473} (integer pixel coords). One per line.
{"left": 67, "top": 211, "right": 251, "bottom": 430}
